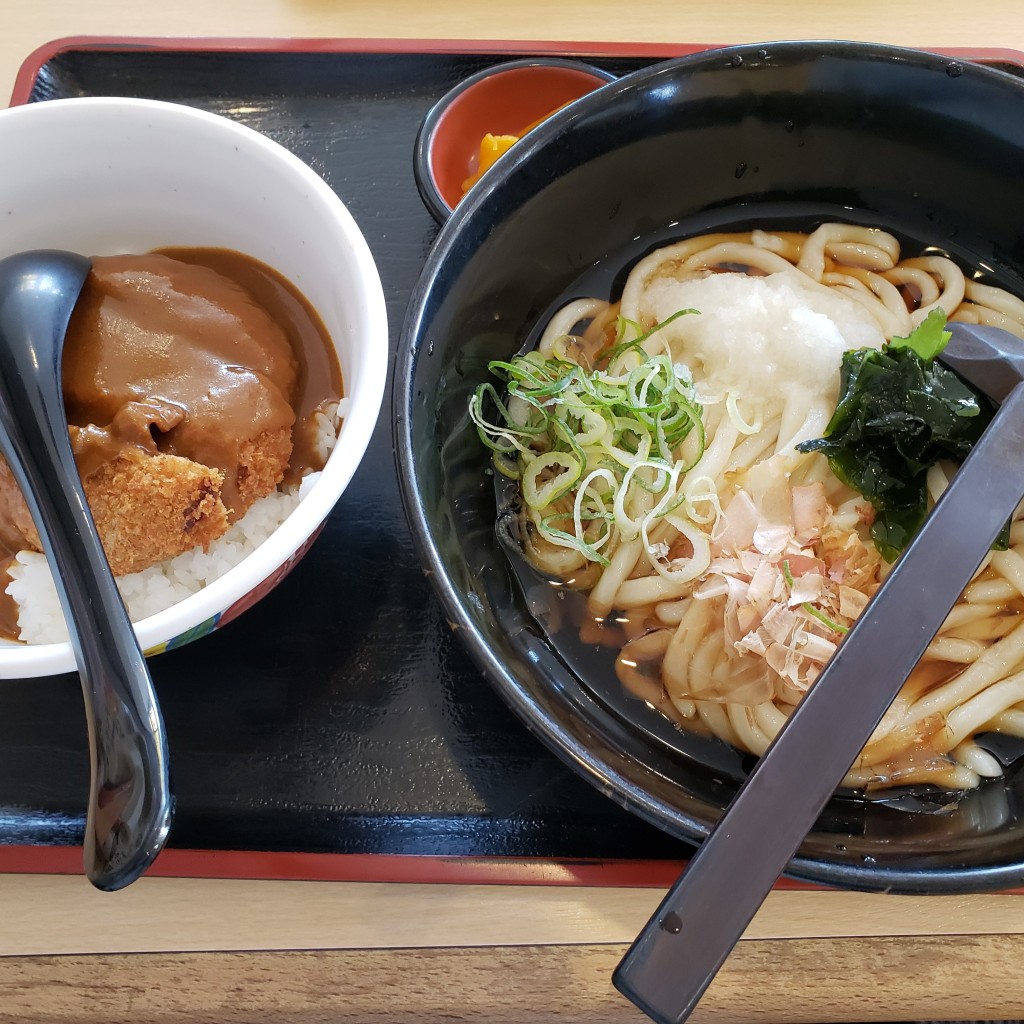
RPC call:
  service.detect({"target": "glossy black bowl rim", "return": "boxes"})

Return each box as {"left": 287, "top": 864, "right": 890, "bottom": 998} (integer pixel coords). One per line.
{"left": 412, "top": 56, "right": 618, "bottom": 224}
{"left": 396, "top": 38, "right": 1024, "bottom": 893}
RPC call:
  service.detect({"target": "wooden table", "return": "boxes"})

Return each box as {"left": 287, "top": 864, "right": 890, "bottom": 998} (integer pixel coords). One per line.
{"left": 5, "top": 3, "right": 1024, "bottom": 1022}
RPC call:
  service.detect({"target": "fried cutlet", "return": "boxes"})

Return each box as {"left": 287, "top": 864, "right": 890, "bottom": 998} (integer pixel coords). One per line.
{"left": 0, "top": 425, "right": 290, "bottom": 577}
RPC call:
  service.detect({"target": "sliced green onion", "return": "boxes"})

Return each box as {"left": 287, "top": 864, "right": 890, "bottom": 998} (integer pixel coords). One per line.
{"left": 537, "top": 516, "right": 612, "bottom": 566}
{"left": 725, "top": 392, "right": 762, "bottom": 435}
{"left": 522, "top": 451, "right": 583, "bottom": 509}
{"left": 647, "top": 513, "right": 712, "bottom": 583}
{"left": 470, "top": 310, "right": 706, "bottom": 566}
{"left": 781, "top": 560, "right": 849, "bottom": 634}
{"left": 802, "top": 604, "right": 850, "bottom": 634}
{"left": 600, "top": 308, "right": 699, "bottom": 365}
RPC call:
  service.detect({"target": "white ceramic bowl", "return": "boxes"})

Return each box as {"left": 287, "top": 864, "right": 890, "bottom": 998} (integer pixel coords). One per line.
{"left": 0, "top": 97, "right": 388, "bottom": 678}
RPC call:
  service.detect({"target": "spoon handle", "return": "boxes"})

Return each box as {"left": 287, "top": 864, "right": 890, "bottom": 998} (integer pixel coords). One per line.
{"left": 0, "top": 251, "right": 172, "bottom": 891}
{"left": 613, "top": 380, "right": 1024, "bottom": 1024}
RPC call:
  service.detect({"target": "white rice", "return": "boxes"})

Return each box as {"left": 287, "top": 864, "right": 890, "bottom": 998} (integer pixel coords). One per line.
{"left": 5, "top": 399, "right": 345, "bottom": 646}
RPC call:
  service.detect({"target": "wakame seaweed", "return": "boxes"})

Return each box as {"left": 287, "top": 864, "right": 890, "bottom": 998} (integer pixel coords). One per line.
{"left": 796, "top": 310, "right": 995, "bottom": 562}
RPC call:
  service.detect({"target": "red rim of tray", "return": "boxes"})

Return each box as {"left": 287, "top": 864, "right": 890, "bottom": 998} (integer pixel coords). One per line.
{"left": 7, "top": 35, "right": 1024, "bottom": 891}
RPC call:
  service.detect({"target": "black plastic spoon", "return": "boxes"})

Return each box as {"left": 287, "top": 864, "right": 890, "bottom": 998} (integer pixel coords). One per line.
{"left": 614, "top": 321, "right": 1024, "bottom": 1023}
{"left": 0, "top": 250, "right": 172, "bottom": 891}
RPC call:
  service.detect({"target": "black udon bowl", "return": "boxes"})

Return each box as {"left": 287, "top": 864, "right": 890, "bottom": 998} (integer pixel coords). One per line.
{"left": 396, "top": 40, "right": 1024, "bottom": 893}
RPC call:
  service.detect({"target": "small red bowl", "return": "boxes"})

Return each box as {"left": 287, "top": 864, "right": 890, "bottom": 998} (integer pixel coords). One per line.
{"left": 414, "top": 58, "right": 617, "bottom": 223}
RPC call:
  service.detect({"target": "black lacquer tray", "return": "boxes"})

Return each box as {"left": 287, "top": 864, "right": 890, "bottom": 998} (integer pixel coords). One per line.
{"left": 0, "top": 38, "right": 700, "bottom": 877}
{"left": 5, "top": 38, "right": 1024, "bottom": 882}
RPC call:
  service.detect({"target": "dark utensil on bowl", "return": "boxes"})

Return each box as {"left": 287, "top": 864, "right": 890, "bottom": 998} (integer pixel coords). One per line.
{"left": 0, "top": 250, "right": 172, "bottom": 891}
{"left": 612, "top": 325, "right": 1024, "bottom": 1022}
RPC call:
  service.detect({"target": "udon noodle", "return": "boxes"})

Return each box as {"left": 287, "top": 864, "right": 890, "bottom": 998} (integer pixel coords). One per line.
{"left": 483, "top": 222, "right": 1024, "bottom": 792}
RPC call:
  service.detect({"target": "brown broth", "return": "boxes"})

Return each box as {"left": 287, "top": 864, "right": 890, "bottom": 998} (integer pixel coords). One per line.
{"left": 492, "top": 204, "right": 1024, "bottom": 798}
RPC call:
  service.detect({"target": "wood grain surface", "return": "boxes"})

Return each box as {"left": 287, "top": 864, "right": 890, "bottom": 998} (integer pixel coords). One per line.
{"left": 2, "top": 875, "right": 1023, "bottom": 956}
{"left": 4, "top": 937, "right": 1024, "bottom": 1024}
{"left": 0, "top": 874, "right": 1021, "bottom": 1021}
